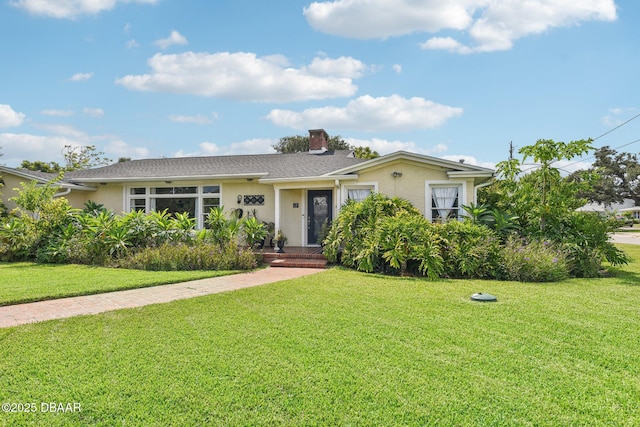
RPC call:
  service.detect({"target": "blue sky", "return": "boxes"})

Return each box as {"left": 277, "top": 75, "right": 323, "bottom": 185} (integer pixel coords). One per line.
{"left": 1, "top": 0, "right": 638, "bottom": 170}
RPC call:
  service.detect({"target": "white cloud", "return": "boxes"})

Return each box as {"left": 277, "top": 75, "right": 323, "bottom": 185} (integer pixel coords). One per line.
{"left": 83, "top": 108, "right": 104, "bottom": 117}
{"left": 41, "top": 109, "right": 74, "bottom": 117}
{"left": 0, "top": 123, "right": 143, "bottom": 166}
{"left": 419, "top": 37, "right": 470, "bottom": 54}
{"left": 392, "top": 64, "right": 402, "bottom": 74}
{"left": 304, "top": 56, "right": 369, "bottom": 78}
{"left": 105, "top": 140, "right": 150, "bottom": 159}
{"left": 304, "top": 0, "right": 617, "bottom": 53}
{"left": 0, "top": 133, "right": 79, "bottom": 165}
{"left": 169, "top": 113, "right": 218, "bottom": 125}
{"left": 68, "top": 72, "right": 93, "bottom": 82}
{"left": 174, "top": 139, "right": 277, "bottom": 158}
{"left": 10, "top": 0, "right": 159, "bottom": 19}
{"left": 155, "top": 30, "right": 188, "bottom": 50}
{"left": 266, "top": 94, "right": 463, "bottom": 131}
{"left": 0, "top": 104, "right": 26, "bottom": 128}
{"left": 126, "top": 39, "right": 140, "bottom": 48}
{"left": 346, "top": 137, "right": 449, "bottom": 156}
{"left": 442, "top": 155, "right": 496, "bottom": 170}
{"left": 35, "top": 123, "right": 88, "bottom": 139}
{"left": 601, "top": 107, "right": 636, "bottom": 127}
{"left": 116, "top": 52, "right": 361, "bottom": 102}
{"left": 304, "top": 0, "right": 471, "bottom": 39}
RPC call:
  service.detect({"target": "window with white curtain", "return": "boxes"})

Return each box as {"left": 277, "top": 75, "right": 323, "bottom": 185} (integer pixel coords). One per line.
{"left": 431, "top": 185, "right": 461, "bottom": 221}
{"left": 347, "top": 188, "right": 372, "bottom": 202}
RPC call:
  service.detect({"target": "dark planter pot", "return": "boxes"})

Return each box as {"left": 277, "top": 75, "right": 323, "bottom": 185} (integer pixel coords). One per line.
{"left": 276, "top": 240, "right": 285, "bottom": 253}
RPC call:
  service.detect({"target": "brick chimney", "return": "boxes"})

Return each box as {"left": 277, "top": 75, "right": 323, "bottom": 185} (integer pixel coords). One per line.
{"left": 309, "top": 129, "right": 329, "bottom": 154}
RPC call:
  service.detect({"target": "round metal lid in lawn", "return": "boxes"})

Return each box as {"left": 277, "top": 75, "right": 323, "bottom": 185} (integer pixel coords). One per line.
{"left": 471, "top": 292, "right": 497, "bottom": 302}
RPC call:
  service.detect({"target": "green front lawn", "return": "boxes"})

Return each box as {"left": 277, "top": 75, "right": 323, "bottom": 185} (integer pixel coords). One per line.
{"left": 0, "top": 263, "right": 239, "bottom": 306}
{"left": 1, "top": 246, "right": 639, "bottom": 426}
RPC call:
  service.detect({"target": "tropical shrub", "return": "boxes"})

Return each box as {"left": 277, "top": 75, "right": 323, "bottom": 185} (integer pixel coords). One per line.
{"left": 324, "top": 193, "right": 443, "bottom": 278}
{"left": 501, "top": 237, "right": 569, "bottom": 282}
{"left": 116, "top": 242, "right": 257, "bottom": 271}
{"left": 543, "top": 212, "right": 628, "bottom": 277}
{"left": 436, "top": 220, "right": 503, "bottom": 279}
{"left": 242, "top": 216, "right": 269, "bottom": 248}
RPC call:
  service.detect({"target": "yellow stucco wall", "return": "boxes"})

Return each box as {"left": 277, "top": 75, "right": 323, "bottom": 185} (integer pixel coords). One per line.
{"left": 1, "top": 173, "right": 27, "bottom": 212}
{"left": 279, "top": 189, "right": 304, "bottom": 246}
{"left": 353, "top": 159, "right": 476, "bottom": 216}
{"left": 0, "top": 172, "right": 97, "bottom": 212}
{"left": 221, "top": 181, "right": 276, "bottom": 223}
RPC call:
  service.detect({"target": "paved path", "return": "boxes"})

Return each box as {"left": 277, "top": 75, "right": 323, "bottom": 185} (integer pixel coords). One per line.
{"left": 610, "top": 232, "right": 640, "bottom": 245}
{"left": 0, "top": 267, "right": 324, "bottom": 329}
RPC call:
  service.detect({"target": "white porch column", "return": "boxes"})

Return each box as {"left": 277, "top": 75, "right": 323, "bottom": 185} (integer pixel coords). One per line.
{"left": 274, "top": 186, "right": 281, "bottom": 232}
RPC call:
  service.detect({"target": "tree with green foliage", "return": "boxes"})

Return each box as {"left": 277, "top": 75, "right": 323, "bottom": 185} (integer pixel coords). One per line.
{"left": 480, "top": 138, "right": 627, "bottom": 276}
{"left": 20, "top": 160, "right": 63, "bottom": 173}
{"left": 352, "top": 146, "right": 380, "bottom": 159}
{"left": 489, "top": 138, "right": 593, "bottom": 232}
{"left": 272, "top": 134, "right": 379, "bottom": 159}
{"left": 571, "top": 146, "right": 640, "bottom": 207}
{"left": 272, "top": 135, "right": 351, "bottom": 153}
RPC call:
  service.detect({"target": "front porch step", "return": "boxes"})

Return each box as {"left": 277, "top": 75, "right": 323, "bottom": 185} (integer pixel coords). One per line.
{"left": 260, "top": 250, "right": 328, "bottom": 269}
{"left": 268, "top": 258, "right": 328, "bottom": 268}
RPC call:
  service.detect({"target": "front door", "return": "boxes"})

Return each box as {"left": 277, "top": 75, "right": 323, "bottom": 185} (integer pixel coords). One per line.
{"left": 307, "top": 190, "right": 332, "bottom": 245}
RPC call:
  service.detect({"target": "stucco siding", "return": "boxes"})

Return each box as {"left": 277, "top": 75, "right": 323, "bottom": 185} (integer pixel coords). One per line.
{"left": 1, "top": 174, "right": 25, "bottom": 212}
{"left": 279, "top": 189, "right": 304, "bottom": 246}
{"left": 356, "top": 160, "right": 451, "bottom": 215}
{"left": 221, "top": 181, "right": 275, "bottom": 223}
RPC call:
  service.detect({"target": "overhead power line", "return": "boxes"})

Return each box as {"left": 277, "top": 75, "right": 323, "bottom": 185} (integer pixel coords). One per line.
{"left": 592, "top": 112, "right": 640, "bottom": 142}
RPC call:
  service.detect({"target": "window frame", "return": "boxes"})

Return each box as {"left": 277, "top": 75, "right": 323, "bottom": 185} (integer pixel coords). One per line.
{"left": 125, "top": 184, "right": 222, "bottom": 229}
{"left": 341, "top": 182, "right": 378, "bottom": 205}
{"left": 425, "top": 181, "right": 466, "bottom": 222}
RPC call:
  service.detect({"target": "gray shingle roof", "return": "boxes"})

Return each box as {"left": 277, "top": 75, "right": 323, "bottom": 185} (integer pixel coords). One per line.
{"left": 66, "top": 150, "right": 366, "bottom": 182}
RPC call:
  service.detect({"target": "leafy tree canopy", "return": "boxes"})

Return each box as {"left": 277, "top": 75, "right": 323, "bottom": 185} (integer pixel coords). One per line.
{"left": 20, "top": 160, "right": 63, "bottom": 173}
{"left": 571, "top": 146, "right": 640, "bottom": 207}
{"left": 272, "top": 135, "right": 379, "bottom": 159}
{"left": 482, "top": 138, "right": 593, "bottom": 232}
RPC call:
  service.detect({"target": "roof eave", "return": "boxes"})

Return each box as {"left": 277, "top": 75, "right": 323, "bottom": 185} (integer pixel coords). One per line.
{"left": 69, "top": 173, "right": 269, "bottom": 184}
{"left": 328, "top": 151, "right": 495, "bottom": 175}
{"left": 259, "top": 174, "right": 359, "bottom": 184}
{"left": 447, "top": 171, "right": 495, "bottom": 179}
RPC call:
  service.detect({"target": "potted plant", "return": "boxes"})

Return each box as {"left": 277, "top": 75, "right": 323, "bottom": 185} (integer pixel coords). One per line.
{"left": 242, "top": 216, "right": 268, "bottom": 249}
{"left": 275, "top": 229, "right": 287, "bottom": 253}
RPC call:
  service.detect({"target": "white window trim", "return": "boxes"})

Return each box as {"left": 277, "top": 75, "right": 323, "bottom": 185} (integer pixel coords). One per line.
{"left": 340, "top": 182, "right": 378, "bottom": 206}
{"left": 425, "top": 180, "right": 466, "bottom": 222}
{"left": 124, "top": 184, "right": 222, "bottom": 229}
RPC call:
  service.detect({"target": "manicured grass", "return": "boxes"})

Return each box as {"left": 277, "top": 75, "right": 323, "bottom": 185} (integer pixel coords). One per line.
{"left": 1, "top": 246, "right": 639, "bottom": 426}
{"left": 0, "top": 262, "right": 240, "bottom": 306}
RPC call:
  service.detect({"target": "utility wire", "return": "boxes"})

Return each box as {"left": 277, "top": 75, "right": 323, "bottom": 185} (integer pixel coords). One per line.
{"left": 592, "top": 112, "right": 640, "bottom": 142}
{"left": 549, "top": 111, "right": 640, "bottom": 170}
{"left": 562, "top": 137, "right": 640, "bottom": 171}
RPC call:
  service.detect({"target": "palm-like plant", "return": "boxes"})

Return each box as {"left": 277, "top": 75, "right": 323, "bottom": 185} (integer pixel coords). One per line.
{"left": 242, "top": 216, "right": 268, "bottom": 248}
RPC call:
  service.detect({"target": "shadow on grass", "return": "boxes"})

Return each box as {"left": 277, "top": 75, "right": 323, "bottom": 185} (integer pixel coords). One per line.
{"left": 606, "top": 267, "right": 640, "bottom": 286}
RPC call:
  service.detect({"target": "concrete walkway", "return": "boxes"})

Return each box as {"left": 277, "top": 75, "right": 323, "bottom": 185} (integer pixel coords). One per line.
{"left": 610, "top": 232, "right": 640, "bottom": 245}
{"left": 0, "top": 267, "right": 324, "bottom": 329}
